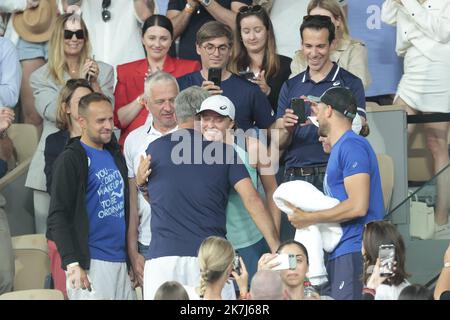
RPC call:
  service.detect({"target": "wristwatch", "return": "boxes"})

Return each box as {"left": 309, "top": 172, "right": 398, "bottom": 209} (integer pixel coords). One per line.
{"left": 201, "top": 0, "right": 212, "bottom": 7}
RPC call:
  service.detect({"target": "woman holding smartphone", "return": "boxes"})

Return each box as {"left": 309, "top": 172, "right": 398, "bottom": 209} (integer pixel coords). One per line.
{"left": 183, "top": 236, "right": 249, "bottom": 300}
{"left": 258, "top": 240, "right": 328, "bottom": 300}
{"left": 114, "top": 14, "right": 201, "bottom": 147}
{"left": 362, "top": 221, "right": 410, "bottom": 300}
{"left": 229, "top": 5, "right": 291, "bottom": 112}
{"left": 25, "top": 13, "right": 114, "bottom": 234}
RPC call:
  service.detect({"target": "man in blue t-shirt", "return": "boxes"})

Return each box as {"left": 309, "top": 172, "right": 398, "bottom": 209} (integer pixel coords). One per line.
{"left": 167, "top": 0, "right": 252, "bottom": 61}
{"left": 136, "top": 86, "right": 280, "bottom": 300}
{"left": 177, "top": 21, "right": 275, "bottom": 132}
{"left": 47, "top": 93, "right": 134, "bottom": 300}
{"left": 286, "top": 87, "right": 383, "bottom": 300}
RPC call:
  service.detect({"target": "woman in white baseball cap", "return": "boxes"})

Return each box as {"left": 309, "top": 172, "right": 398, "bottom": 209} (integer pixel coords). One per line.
{"left": 197, "top": 95, "right": 281, "bottom": 282}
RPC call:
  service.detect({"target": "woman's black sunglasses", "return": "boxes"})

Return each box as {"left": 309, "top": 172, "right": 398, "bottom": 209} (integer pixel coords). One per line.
{"left": 238, "top": 5, "right": 263, "bottom": 14}
{"left": 102, "top": 0, "right": 111, "bottom": 22}
{"left": 64, "top": 29, "right": 85, "bottom": 40}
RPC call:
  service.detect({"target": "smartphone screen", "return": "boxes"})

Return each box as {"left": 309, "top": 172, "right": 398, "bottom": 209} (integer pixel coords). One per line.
{"left": 232, "top": 252, "right": 241, "bottom": 275}
{"left": 238, "top": 70, "right": 256, "bottom": 81}
{"left": 290, "top": 98, "right": 307, "bottom": 124}
{"left": 379, "top": 244, "right": 395, "bottom": 277}
{"left": 208, "top": 68, "right": 222, "bottom": 87}
{"left": 271, "top": 253, "right": 297, "bottom": 270}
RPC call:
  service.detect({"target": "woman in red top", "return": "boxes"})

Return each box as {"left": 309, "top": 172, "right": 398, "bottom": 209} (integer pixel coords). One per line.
{"left": 114, "top": 14, "right": 200, "bottom": 146}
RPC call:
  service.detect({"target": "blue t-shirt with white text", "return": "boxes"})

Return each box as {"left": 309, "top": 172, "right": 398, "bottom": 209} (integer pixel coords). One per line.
{"left": 81, "top": 142, "right": 126, "bottom": 262}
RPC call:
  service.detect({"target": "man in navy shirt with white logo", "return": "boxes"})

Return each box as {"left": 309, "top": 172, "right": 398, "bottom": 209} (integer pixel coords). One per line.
{"left": 136, "top": 86, "right": 279, "bottom": 300}
{"left": 275, "top": 15, "right": 366, "bottom": 191}
{"left": 274, "top": 15, "right": 366, "bottom": 240}
{"left": 286, "top": 87, "right": 383, "bottom": 300}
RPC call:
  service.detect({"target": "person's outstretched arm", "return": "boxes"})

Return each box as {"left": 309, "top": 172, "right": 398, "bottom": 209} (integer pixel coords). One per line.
{"left": 434, "top": 244, "right": 450, "bottom": 300}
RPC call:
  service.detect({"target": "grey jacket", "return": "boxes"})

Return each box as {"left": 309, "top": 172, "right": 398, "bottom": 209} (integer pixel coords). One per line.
{"left": 25, "top": 61, "right": 114, "bottom": 191}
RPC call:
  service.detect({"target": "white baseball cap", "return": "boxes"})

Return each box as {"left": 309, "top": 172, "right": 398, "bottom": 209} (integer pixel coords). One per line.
{"left": 197, "top": 95, "right": 235, "bottom": 120}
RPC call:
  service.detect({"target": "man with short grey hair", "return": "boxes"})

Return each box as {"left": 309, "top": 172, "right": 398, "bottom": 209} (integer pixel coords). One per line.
{"left": 173, "top": 85, "right": 209, "bottom": 128}
{"left": 124, "top": 71, "right": 180, "bottom": 289}
{"left": 250, "top": 270, "right": 286, "bottom": 300}
{"left": 137, "top": 86, "right": 280, "bottom": 300}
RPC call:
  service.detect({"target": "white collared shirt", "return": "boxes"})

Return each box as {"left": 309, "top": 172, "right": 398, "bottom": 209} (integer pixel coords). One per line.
{"left": 124, "top": 118, "right": 178, "bottom": 246}
{"left": 381, "top": 0, "right": 450, "bottom": 62}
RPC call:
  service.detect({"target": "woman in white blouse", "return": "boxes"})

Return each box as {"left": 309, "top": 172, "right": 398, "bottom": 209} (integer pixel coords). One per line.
{"left": 382, "top": 0, "right": 450, "bottom": 236}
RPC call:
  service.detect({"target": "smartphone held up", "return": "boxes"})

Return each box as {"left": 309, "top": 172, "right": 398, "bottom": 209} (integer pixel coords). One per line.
{"left": 379, "top": 244, "right": 395, "bottom": 277}
{"left": 86, "top": 55, "right": 96, "bottom": 84}
{"left": 290, "top": 98, "right": 308, "bottom": 124}
{"left": 208, "top": 68, "right": 222, "bottom": 87}
{"left": 270, "top": 253, "right": 297, "bottom": 271}
{"left": 238, "top": 70, "right": 256, "bottom": 81}
{"left": 232, "top": 252, "right": 241, "bottom": 276}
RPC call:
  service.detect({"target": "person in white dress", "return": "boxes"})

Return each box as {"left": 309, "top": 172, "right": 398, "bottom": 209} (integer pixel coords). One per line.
{"left": 382, "top": 0, "right": 450, "bottom": 237}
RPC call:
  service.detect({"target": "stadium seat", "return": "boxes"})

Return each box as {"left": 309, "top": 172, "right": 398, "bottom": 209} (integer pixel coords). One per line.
{"left": 0, "top": 289, "right": 63, "bottom": 300}
{"left": 12, "top": 234, "right": 51, "bottom": 291}
{"left": 0, "top": 124, "right": 39, "bottom": 236}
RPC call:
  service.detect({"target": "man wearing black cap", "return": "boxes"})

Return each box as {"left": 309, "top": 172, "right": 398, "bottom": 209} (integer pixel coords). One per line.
{"left": 285, "top": 87, "right": 383, "bottom": 300}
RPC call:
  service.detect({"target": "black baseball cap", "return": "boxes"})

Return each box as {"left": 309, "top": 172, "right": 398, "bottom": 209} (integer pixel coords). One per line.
{"left": 308, "top": 87, "right": 357, "bottom": 120}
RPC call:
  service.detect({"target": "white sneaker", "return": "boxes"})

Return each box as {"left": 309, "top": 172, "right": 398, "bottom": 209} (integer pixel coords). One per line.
{"left": 434, "top": 222, "right": 450, "bottom": 239}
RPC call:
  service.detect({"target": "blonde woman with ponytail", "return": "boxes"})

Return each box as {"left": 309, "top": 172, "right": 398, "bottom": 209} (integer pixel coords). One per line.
{"left": 184, "top": 236, "right": 249, "bottom": 300}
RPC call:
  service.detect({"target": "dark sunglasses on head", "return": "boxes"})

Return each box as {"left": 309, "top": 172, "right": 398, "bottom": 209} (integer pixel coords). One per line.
{"left": 64, "top": 29, "right": 85, "bottom": 40}
{"left": 102, "top": 0, "right": 111, "bottom": 22}
{"left": 238, "top": 5, "right": 263, "bottom": 14}
{"left": 303, "top": 15, "right": 333, "bottom": 23}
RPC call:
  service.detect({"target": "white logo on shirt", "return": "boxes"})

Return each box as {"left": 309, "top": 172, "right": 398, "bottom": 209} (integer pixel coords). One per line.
{"left": 339, "top": 281, "right": 345, "bottom": 290}
{"left": 352, "top": 161, "right": 358, "bottom": 168}
{"left": 333, "top": 81, "right": 341, "bottom": 86}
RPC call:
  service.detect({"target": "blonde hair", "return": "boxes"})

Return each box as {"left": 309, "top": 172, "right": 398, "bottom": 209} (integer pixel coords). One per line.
{"left": 307, "top": 0, "right": 350, "bottom": 41}
{"left": 154, "top": 281, "right": 189, "bottom": 300}
{"left": 198, "top": 236, "right": 234, "bottom": 298}
{"left": 47, "top": 14, "right": 91, "bottom": 85}
{"left": 55, "top": 79, "right": 93, "bottom": 130}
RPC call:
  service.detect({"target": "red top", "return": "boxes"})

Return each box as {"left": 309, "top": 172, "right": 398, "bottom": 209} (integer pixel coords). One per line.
{"left": 114, "top": 55, "right": 201, "bottom": 147}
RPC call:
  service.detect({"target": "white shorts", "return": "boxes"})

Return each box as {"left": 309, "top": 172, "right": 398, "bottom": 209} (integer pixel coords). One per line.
{"left": 143, "top": 256, "right": 236, "bottom": 300}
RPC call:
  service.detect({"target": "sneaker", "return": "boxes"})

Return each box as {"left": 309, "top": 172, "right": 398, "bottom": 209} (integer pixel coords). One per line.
{"left": 434, "top": 222, "right": 450, "bottom": 239}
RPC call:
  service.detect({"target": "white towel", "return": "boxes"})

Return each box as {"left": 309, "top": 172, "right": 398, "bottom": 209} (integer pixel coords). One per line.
{"left": 273, "top": 180, "right": 343, "bottom": 286}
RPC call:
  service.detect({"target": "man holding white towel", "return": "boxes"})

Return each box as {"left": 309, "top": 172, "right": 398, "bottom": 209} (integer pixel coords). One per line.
{"left": 285, "top": 87, "right": 383, "bottom": 300}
